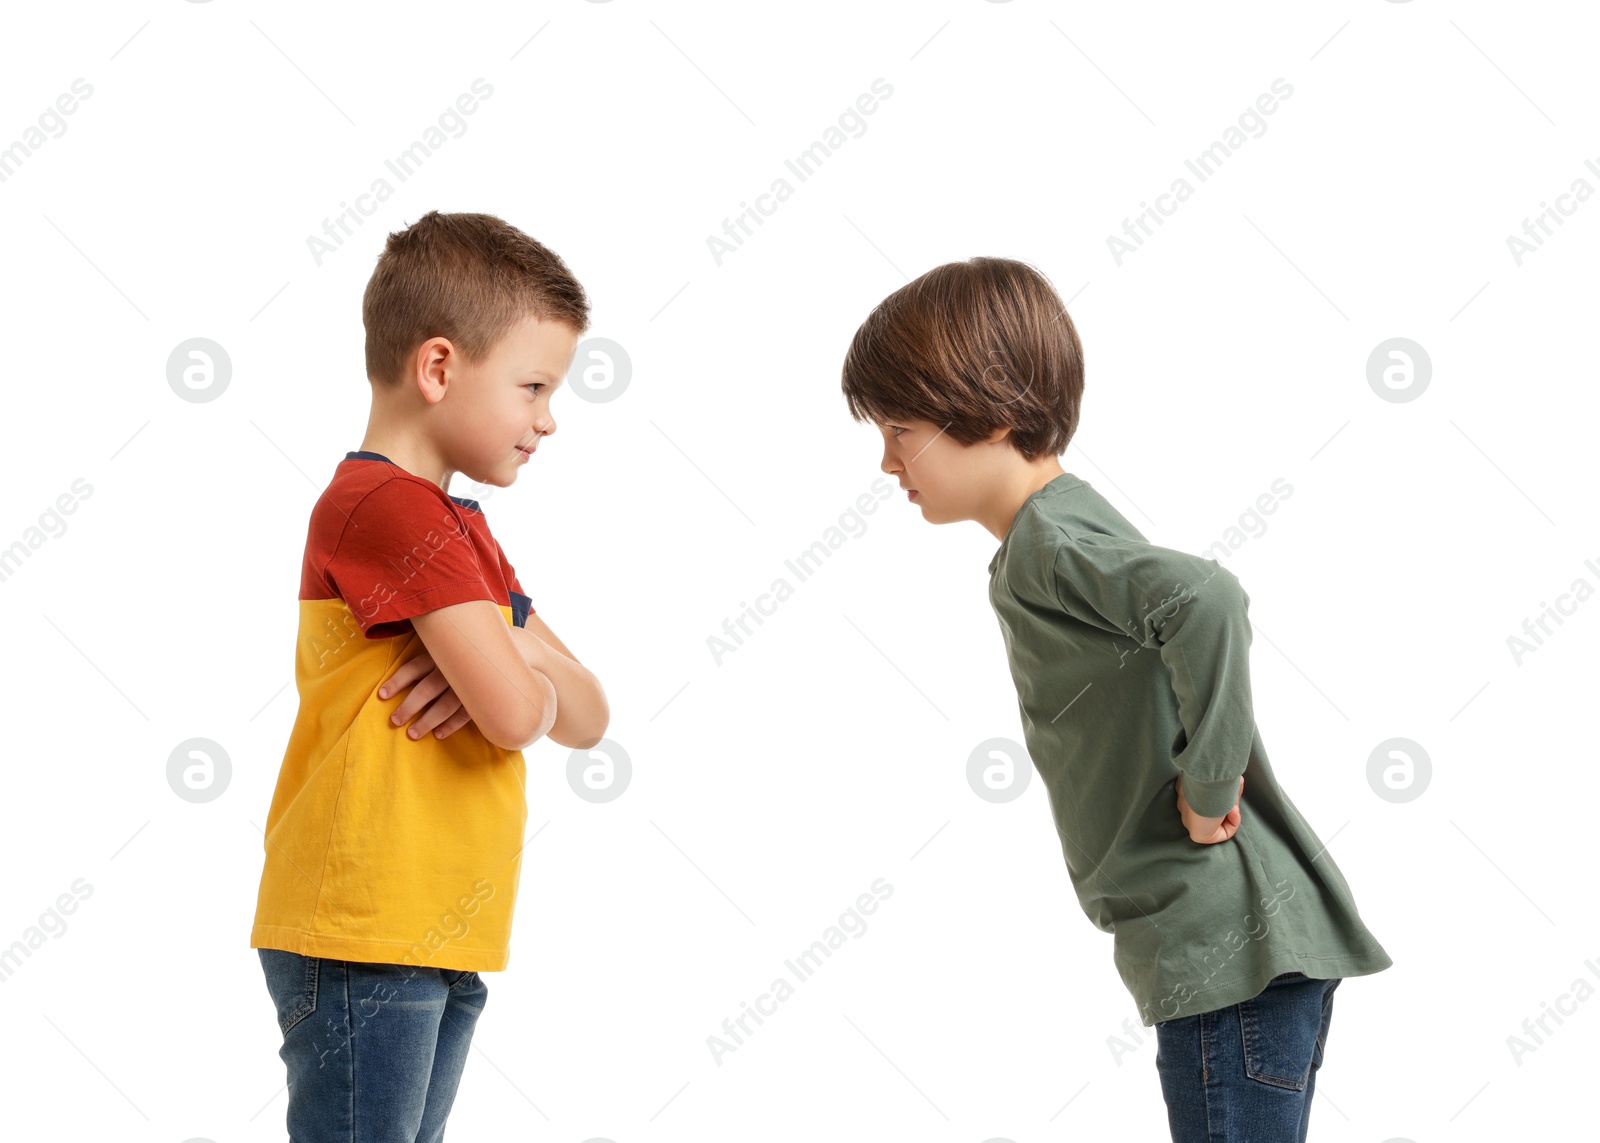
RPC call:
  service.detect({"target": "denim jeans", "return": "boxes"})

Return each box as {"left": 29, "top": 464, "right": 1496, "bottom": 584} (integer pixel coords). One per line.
{"left": 258, "top": 949, "right": 489, "bottom": 1143}
{"left": 1154, "top": 971, "right": 1340, "bottom": 1142}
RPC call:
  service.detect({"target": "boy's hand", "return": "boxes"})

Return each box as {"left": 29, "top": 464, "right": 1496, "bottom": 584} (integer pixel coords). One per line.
{"left": 1176, "top": 774, "right": 1244, "bottom": 844}
{"left": 378, "top": 651, "right": 476, "bottom": 741}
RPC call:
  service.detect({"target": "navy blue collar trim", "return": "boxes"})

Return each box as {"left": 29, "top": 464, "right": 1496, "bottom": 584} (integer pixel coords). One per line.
{"left": 345, "top": 450, "right": 482, "bottom": 512}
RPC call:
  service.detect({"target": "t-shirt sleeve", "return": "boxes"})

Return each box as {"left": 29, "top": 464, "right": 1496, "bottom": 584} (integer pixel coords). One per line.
{"left": 1051, "top": 533, "right": 1255, "bottom": 819}
{"left": 326, "top": 479, "right": 498, "bottom": 640}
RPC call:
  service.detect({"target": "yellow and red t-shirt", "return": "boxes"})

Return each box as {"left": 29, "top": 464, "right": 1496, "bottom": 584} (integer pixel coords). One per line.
{"left": 250, "top": 450, "right": 534, "bottom": 972}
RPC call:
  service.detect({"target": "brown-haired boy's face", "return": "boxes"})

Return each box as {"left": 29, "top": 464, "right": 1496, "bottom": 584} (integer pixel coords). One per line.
{"left": 438, "top": 314, "right": 579, "bottom": 488}
{"left": 878, "top": 417, "right": 1010, "bottom": 525}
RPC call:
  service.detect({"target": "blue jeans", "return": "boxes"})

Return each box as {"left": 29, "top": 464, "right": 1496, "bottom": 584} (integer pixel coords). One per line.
{"left": 1154, "top": 971, "right": 1339, "bottom": 1142}
{"left": 258, "top": 949, "right": 488, "bottom": 1142}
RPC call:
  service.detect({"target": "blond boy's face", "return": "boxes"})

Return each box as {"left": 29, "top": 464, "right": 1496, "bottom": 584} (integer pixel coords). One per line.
{"left": 439, "top": 314, "right": 579, "bottom": 488}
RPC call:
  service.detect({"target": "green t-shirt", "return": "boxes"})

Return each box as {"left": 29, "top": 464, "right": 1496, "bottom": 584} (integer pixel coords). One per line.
{"left": 988, "top": 473, "right": 1391, "bottom": 1025}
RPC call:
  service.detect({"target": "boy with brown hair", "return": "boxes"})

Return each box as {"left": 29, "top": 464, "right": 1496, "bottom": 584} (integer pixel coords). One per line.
{"left": 251, "top": 210, "right": 609, "bottom": 1142}
{"left": 842, "top": 257, "right": 1391, "bottom": 1141}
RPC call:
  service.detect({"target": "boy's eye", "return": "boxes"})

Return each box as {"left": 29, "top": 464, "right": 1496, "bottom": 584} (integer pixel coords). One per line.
{"left": 526, "top": 383, "right": 543, "bottom": 394}
{"left": 890, "top": 425, "right": 906, "bottom": 436}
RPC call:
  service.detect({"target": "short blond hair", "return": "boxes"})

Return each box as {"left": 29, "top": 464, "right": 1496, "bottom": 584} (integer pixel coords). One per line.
{"left": 363, "top": 210, "right": 590, "bottom": 387}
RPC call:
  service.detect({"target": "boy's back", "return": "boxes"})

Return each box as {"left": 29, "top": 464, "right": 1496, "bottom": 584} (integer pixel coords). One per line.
{"left": 250, "top": 450, "right": 533, "bottom": 972}
{"left": 988, "top": 472, "right": 1392, "bottom": 1026}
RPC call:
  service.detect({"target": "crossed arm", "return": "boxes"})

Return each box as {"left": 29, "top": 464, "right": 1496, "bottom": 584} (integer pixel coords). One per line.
{"left": 379, "top": 607, "right": 609, "bottom": 751}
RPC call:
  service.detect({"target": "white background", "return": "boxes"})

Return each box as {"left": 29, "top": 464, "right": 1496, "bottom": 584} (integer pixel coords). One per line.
{"left": 1, "top": 1, "right": 1595, "bottom": 1139}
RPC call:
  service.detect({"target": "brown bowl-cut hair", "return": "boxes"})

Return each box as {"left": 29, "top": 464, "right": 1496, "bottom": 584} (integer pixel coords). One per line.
{"left": 363, "top": 210, "right": 591, "bottom": 387}
{"left": 841, "top": 257, "right": 1084, "bottom": 461}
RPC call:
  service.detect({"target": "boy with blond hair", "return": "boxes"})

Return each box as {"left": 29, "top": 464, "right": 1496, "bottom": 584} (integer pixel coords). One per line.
{"left": 841, "top": 257, "right": 1391, "bottom": 1141}
{"left": 251, "top": 210, "right": 609, "bottom": 1142}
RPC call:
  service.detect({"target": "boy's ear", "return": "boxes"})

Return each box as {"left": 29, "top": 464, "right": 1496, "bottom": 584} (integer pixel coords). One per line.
{"left": 413, "top": 337, "right": 454, "bottom": 405}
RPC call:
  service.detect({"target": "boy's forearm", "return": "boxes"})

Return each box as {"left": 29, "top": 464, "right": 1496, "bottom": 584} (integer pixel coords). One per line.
{"left": 508, "top": 626, "right": 609, "bottom": 749}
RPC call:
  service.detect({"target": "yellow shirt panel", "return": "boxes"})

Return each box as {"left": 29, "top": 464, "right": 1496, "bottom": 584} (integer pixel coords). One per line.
{"left": 250, "top": 597, "right": 528, "bottom": 972}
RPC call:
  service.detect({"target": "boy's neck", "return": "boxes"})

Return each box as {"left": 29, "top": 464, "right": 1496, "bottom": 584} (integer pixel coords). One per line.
{"left": 983, "top": 458, "right": 1069, "bottom": 543}
{"left": 357, "top": 427, "right": 453, "bottom": 494}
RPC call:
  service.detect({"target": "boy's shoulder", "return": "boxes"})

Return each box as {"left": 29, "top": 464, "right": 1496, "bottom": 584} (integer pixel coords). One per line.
{"left": 1030, "top": 474, "right": 1146, "bottom": 544}
{"left": 991, "top": 474, "right": 1143, "bottom": 576}
{"left": 301, "top": 453, "right": 497, "bottom": 582}
{"left": 307, "top": 451, "right": 499, "bottom": 555}
{"left": 318, "top": 451, "right": 475, "bottom": 518}
{"left": 298, "top": 451, "right": 528, "bottom": 638}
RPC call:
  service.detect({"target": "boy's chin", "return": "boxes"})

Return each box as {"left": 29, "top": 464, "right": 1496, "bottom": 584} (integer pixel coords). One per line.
{"left": 462, "top": 468, "right": 515, "bottom": 490}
